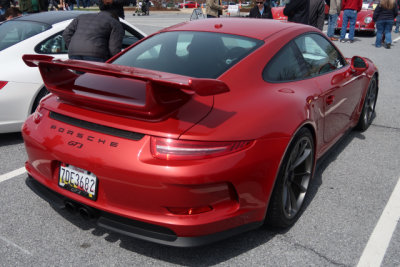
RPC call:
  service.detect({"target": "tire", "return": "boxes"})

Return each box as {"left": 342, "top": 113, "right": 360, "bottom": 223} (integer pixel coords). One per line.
{"left": 355, "top": 76, "right": 377, "bottom": 132}
{"left": 266, "top": 128, "right": 315, "bottom": 228}
{"left": 31, "top": 88, "right": 49, "bottom": 113}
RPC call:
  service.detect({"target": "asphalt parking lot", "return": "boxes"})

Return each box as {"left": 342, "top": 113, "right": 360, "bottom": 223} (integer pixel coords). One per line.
{"left": 1, "top": 11, "right": 400, "bottom": 266}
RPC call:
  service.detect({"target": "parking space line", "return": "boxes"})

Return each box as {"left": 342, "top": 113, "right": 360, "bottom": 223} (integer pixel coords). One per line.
{"left": 0, "top": 235, "right": 32, "bottom": 255}
{"left": 357, "top": 176, "right": 400, "bottom": 267}
{"left": 394, "top": 36, "right": 400, "bottom": 43}
{"left": 0, "top": 167, "right": 26, "bottom": 184}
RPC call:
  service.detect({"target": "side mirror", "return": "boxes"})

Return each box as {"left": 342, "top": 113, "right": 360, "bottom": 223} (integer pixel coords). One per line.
{"left": 350, "top": 56, "right": 368, "bottom": 73}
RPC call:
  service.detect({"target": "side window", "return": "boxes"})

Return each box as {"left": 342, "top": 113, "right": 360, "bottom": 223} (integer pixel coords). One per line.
{"left": 263, "top": 42, "right": 309, "bottom": 82}
{"left": 293, "top": 34, "right": 346, "bottom": 76}
{"left": 35, "top": 32, "right": 67, "bottom": 54}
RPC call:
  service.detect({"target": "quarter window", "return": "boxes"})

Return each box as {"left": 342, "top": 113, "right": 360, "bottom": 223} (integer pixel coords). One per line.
{"left": 263, "top": 42, "right": 309, "bottom": 82}
{"left": 263, "top": 33, "right": 347, "bottom": 82}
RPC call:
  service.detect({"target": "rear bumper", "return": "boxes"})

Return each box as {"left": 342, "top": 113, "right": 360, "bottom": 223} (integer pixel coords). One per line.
{"left": 22, "top": 107, "right": 289, "bottom": 246}
{"left": 26, "top": 176, "right": 263, "bottom": 247}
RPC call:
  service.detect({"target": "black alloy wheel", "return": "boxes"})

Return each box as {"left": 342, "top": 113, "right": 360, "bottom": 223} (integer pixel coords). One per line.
{"left": 266, "top": 128, "right": 315, "bottom": 228}
{"left": 356, "top": 76, "right": 377, "bottom": 132}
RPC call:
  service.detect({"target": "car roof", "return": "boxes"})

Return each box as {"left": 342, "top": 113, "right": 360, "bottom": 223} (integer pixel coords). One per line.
{"left": 12, "top": 11, "right": 91, "bottom": 25}
{"left": 161, "top": 18, "right": 316, "bottom": 40}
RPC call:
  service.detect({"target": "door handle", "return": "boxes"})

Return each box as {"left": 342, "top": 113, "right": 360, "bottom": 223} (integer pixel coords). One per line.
{"left": 326, "top": 95, "right": 335, "bottom": 105}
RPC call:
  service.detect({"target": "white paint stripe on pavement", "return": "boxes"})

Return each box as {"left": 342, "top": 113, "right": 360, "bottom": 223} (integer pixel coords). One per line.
{"left": 0, "top": 167, "right": 26, "bottom": 183}
{"left": 0, "top": 235, "right": 32, "bottom": 255}
{"left": 357, "top": 176, "right": 400, "bottom": 267}
{"left": 394, "top": 36, "right": 400, "bottom": 43}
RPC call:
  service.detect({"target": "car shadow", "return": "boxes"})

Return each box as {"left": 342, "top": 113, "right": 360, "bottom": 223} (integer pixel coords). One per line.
{"left": 299, "top": 129, "right": 359, "bottom": 221}
{"left": 0, "top": 132, "right": 24, "bottom": 147}
{"left": 25, "top": 129, "right": 361, "bottom": 265}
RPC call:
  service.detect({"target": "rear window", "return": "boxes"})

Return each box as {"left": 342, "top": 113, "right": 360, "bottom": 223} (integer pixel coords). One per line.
{"left": 0, "top": 21, "right": 51, "bottom": 51}
{"left": 112, "top": 31, "right": 263, "bottom": 79}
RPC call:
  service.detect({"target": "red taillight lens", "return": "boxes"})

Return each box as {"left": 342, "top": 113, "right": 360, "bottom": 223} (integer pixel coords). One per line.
{"left": 150, "top": 137, "right": 252, "bottom": 160}
{"left": 0, "top": 81, "right": 8, "bottom": 90}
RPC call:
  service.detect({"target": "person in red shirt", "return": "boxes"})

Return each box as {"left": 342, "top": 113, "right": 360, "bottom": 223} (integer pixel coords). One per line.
{"left": 339, "top": 0, "right": 362, "bottom": 43}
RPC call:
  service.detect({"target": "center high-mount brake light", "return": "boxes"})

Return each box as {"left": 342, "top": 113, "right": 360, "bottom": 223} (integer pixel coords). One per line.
{"left": 150, "top": 137, "right": 252, "bottom": 160}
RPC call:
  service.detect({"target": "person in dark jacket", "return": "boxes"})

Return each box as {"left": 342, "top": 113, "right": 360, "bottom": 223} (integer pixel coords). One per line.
{"left": 339, "top": 0, "right": 362, "bottom": 43}
{"left": 373, "top": 0, "right": 398, "bottom": 48}
{"left": 249, "top": 0, "right": 272, "bottom": 18}
{"left": 62, "top": 10, "right": 124, "bottom": 62}
{"left": 309, "top": 0, "right": 325, "bottom": 30}
{"left": 283, "top": 0, "right": 310, "bottom": 25}
{"left": 99, "top": 0, "right": 125, "bottom": 19}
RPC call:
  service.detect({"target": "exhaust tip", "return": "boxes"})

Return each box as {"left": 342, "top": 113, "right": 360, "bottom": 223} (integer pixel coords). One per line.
{"left": 78, "top": 205, "right": 98, "bottom": 220}
{"left": 64, "top": 201, "right": 77, "bottom": 213}
{"left": 79, "top": 207, "right": 91, "bottom": 220}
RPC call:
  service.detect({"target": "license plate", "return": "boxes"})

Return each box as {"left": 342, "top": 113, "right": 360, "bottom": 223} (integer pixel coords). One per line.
{"left": 59, "top": 163, "right": 97, "bottom": 200}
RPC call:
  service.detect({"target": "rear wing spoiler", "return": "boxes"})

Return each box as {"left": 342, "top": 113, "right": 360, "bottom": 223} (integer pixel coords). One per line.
{"left": 23, "top": 54, "right": 230, "bottom": 120}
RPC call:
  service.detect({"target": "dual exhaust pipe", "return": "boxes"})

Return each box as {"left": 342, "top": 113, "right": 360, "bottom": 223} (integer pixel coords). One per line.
{"left": 64, "top": 201, "right": 98, "bottom": 220}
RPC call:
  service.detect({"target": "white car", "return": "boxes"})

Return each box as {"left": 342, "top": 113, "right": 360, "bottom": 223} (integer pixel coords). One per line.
{"left": 0, "top": 11, "right": 146, "bottom": 133}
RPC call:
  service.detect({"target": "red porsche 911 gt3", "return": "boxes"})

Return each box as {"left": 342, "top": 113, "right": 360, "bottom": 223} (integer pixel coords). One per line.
{"left": 22, "top": 18, "right": 378, "bottom": 247}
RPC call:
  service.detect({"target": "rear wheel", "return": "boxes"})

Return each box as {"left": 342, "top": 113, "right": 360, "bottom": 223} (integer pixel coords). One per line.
{"left": 266, "top": 128, "right": 315, "bottom": 228}
{"left": 355, "top": 76, "right": 377, "bottom": 132}
{"left": 31, "top": 88, "right": 49, "bottom": 113}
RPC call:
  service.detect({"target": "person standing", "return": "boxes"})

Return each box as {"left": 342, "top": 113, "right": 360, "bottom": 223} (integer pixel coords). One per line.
{"left": 0, "top": 0, "right": 15, "bottom": 15}
{"left": 373, "top": 0, "right": 398, "bottom": 48}
{"left": 326, "top": 0, "right": 341, "bottom": 40}
{"left": 339, "top": 0, "right": 362, "bottom": 43}
{"left": 249, "top": 0, "right": 272, "bottom": 18}
{"left": 309, "top": 0, "right": 325, "bottom": 30}
{"left": 62, "top": 9, "right": 124, "bottom": 62}
{"left": 206, "top": 0, "right": 225, "bottom": 18}
{"left": 283, "top": 0, "right": 310, "bottom": 25}
{"left": 19, "top": 0, "right": 48, "bottom": 13}
{"left": 394, "top": 0, "right": 400, "bottom": 32}
{"left": 0, "top": 6, "right": 20, "bottom": 21}
{"left": 60, "top": 0, "right": 77, "bottom": 10}
{"left": 99, "top": 0, "right": 125, "bottom": 19}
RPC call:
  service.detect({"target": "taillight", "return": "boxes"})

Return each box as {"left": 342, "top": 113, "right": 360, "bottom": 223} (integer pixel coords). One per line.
{"left": 150, "top": 137, "right": 252, "bottom": 160}
{"left": 0, "top": 81, "right": 8, "bottom": 90}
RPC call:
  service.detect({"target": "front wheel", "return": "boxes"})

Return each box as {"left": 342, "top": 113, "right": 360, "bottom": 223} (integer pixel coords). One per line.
{"left": 355, "top": 76, "right": 377, "bottom": 132}
{"left": 266, "top": 128, "right": 315, "bottom": 228}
